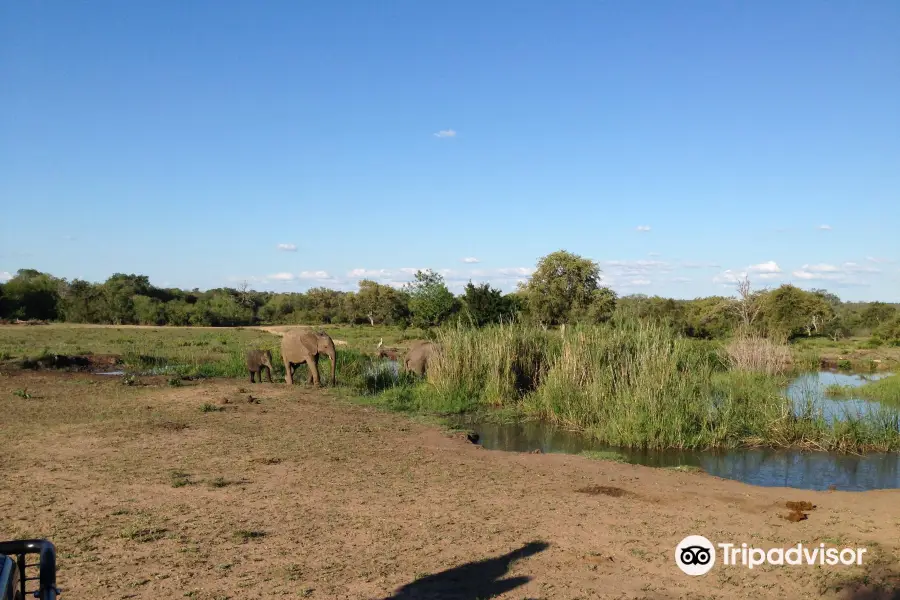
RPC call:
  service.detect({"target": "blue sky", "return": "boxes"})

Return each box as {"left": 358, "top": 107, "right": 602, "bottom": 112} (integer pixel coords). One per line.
{"left": 2, "top": 1, "right": 898, "bottom": 301}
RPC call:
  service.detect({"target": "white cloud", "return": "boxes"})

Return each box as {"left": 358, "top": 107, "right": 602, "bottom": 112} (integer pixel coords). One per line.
{"left": 496, "top": 267, "right": 534, "bottom": 277}
{"left": 817, "top": 225, "right": 832, "bottom": 231}
{"left": 399, "top": 267, "right": 428, "bottom": 275}
{"left": 842, "top": 262, "right": 880, "bottom": 273}
{"left": 741, "top": 261, "right": 782, "bottom": 280}
{"left": 276, "top": 243, "right": 297, "bottom": 252}
{"left": 348, "top": 268, "right": 392, "bottom": 279}
{"left": 791, "top": 261, "right": 881, "bottom": 285}
{"left": 713, "top": 269, "right": 747, "bottom": 284}
{"left": 601, "top": 260, "right": 672, "bottom": 279}
{"left": 748, "top": 261, "right": 782, "bottom": 274}
{"left": 433, "top": 129, "right": 457, "bottom": 138}
{"left": 670, "top": 277, "right": 692, "bottom": 283}
{"left": 269, "top": 272, "right": 296, "bottom": 282}
{"left": 792, "top": 270, "right": 827, "bottom": 280}
{"left": 801, "top": 263, "right": 840, "bottom": 273}
{"left": 0, "top": 271, "right": 11, "bottom": 283}
{"left": 461, "top": 257, "right": 480, "bottom": 264}
{"left": 298, "top": 270, "right": 333, "bottom": 280}
{"left": 713, "top": 261, "right": 783, "bottom": 285}
{"left": 635, "top": 225, "right": 651, "bottom": 232}
{"left": 626, "top": 278, "right": 652, "bottom": 286}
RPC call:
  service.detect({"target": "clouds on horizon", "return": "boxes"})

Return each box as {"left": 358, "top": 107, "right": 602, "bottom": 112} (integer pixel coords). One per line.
{"left": 276, "top": 243, "right": 297, "bottom": 252}
{"left": 225, "top": 255, "right": 893, "bottom": 299}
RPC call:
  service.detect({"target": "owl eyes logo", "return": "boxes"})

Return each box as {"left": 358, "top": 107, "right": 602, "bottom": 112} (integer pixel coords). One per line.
{"left": 680, "top": 545, "right": 712, "bottom": 565}
{"left": 675, "top": 536, "right": 716, "bottom": 575}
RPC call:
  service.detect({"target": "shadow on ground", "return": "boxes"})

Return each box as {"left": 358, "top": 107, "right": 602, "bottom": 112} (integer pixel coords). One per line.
{"left": 382, "top": 541, "right": 550, "bottom": 600}
{"left": 832, "top": 561, "right": 900, "bottom": 600}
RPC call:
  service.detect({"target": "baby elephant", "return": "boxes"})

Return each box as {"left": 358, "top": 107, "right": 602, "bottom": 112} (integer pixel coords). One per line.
{"left": 246, "top": 349, "right": 274, "bottom": 383}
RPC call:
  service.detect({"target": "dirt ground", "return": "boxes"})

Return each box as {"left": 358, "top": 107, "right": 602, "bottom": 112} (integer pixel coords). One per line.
{"left": 1, "top": 370, "right": 898, "bottom": 600}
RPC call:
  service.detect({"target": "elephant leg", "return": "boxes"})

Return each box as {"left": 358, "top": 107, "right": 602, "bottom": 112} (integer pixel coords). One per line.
{"left": 250, "top": 370, "right": 256, "bottom": 384}
{"left": 265, "top": 366, "right": 272, "bottom": 383}
{"left": 284, "top": 360, "right": 293, "bottom": 385}
{"left": 310, "top": 354, "right": 320, "bottom": 386}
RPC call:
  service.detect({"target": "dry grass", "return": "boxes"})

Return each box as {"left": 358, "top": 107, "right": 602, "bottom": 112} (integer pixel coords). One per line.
{"left": 723, "top": 332, "right": 793, "bottom": 376}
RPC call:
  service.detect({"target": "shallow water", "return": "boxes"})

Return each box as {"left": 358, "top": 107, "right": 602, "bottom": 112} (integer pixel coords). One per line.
{"left": 448, "top": 371, "right": 900, "bottom": 492}
{"left": 786, "top": 370, "right": 893, "bottom": 421}
{"left": 366, "top": 359, "right": 400, "bottom": 377}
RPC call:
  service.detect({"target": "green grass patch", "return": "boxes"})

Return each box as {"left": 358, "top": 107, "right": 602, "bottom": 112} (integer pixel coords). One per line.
{"left": 170, "top": 470, "right": 192, "bottom": 488}
{"left": 233, "top": 529, "right": 266, "bottom": 542}
{"left": 666, "top": 465, "right": 704, "bottom": 473}
{"left": 824, "top": 383, "right": 856, "bottom": 398}
{"left": 579, "top": 450, "right": 626, "bottom": 462}
{"left": 855, "top": 374, "right": 900, "bottom": 405}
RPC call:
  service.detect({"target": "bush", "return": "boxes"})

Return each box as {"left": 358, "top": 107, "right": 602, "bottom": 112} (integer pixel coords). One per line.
{"left": 721, "top": 333, "right": 792, "bottom": 376}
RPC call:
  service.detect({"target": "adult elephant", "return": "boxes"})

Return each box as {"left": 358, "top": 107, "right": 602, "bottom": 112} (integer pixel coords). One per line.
{"left": 404, "top": 340, "right": 440, "bottom": 377}
{"left": 281, "top": 329, "right": 337, "bottom": 386}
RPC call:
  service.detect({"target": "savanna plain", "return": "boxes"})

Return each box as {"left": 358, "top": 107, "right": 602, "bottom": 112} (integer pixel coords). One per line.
{"left": 2, "top": 322, "right": 900, "bottom": 600}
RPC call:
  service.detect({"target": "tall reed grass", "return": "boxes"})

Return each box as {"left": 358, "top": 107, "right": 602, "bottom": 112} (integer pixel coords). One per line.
{"left": 426, "top": 322, "right": 561, "bottom": 407}
{"left": 410, "top": 320, "right": 900, "bottom": 451}
{"left": 721, "top": 332, "right": 792, "bottom": 376}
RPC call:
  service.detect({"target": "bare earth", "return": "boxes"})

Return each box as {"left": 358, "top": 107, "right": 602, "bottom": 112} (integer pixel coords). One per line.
{"left": 1, "top": 371, "right": 898, "bottom": 599}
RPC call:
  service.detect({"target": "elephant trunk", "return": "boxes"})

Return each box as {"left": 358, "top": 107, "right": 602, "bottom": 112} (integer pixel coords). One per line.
{"left": 329, "top": 347, "right": 336, "bottom": 386}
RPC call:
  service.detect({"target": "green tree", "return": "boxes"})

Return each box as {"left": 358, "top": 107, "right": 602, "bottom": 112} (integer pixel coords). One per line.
{"left": 860, "top": 302, "right": 897, "bottom": 330}
{"left": 203, "top": 291, "right": 254, "bottom": 326}
{"left": 103, "top": 273, "right": 152, "bottom": 324}
{"left": 354, "top": 279, "right": 409, "bottom": 325}
{"left": 133, "top": 295, "right": 167, "bottom": 325}
{"left": 60, "top": 279, "right": 109, "bottom": 323}
{"left": 573, "top": 287, "right": 618, "bottom": 324}
{"left": 460, "top": 281, "right": 515, "bottom": 326}
{"left": 1, "top": 269, "right": 62, "bottom": 320}
{"left": 681, "top": 296, "right": 736, "bottom": 339}
{"left": 518, "top": 250, "right": 605, "bottom": 326}
{"left": 305, "top": 287, "right": 349, "bottom": 323}
{"left": 874, "top": 315, "right": 900, "bottom": 343}
{"left": 759, "top": 285, "right": 834, "bottom": 339}
{"left": 404, "top": 270, "right": 457, "bottom": 328}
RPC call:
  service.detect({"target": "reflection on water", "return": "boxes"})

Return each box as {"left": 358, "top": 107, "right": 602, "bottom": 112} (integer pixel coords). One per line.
{"left": 449, "top": 417, "right": 900, "bottom": 491}
{"left": 447, "top": 371, "right": 900, "bottom": 492}
{"left": 786, "top": 370, "right": 893, "bottom": 421}
{"left": 367, "top": 359, "right": 400, "bottom": 377}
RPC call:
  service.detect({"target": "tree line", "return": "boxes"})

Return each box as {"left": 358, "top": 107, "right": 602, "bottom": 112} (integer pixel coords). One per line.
{"left": 1, "top": 251, "right": 898, "bottom": 344}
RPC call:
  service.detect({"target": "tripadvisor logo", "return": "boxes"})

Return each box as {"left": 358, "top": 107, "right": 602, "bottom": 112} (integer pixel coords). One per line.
{"left": 675, "top": 535, "right": 867, "bottom": 575}
{"left": 675, "top": 535, "right": 716, "bottom": 576}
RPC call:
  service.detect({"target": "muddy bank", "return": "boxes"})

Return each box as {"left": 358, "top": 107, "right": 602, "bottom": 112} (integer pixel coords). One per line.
{"left": 9, "top": 352, "right": 123, "bottom": 372}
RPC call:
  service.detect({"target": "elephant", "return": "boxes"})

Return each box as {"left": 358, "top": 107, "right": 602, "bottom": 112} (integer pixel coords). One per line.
{"left": 245, "top": 349, "right": 274, "bottom": 383}
{"left": 403, "top": 340, "right": 440, "bottom": 377}
{"left": 377, "top": 347, "right": 400, "bottom": 361}
{"left": 281, "top": 329, "right": 336, "bottom": 386}
{"left": 375, "top": 340, "right": 400, "bottom": 361}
